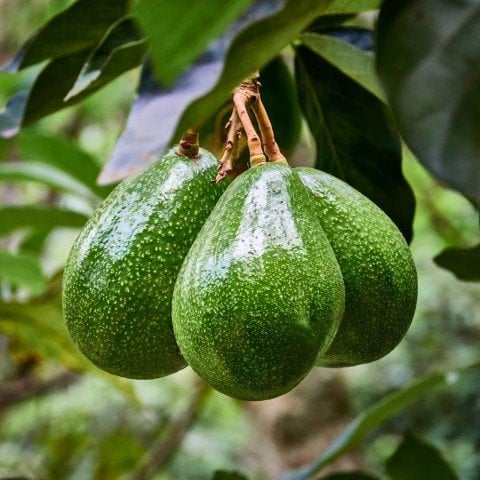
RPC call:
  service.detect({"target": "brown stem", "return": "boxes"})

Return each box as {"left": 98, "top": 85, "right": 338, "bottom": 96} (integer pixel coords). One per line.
{"left": 0, "top": 371, "right": 79, "bottom": 416}
{"left": 124, "top": 380, "right": 210, "bottom": 480}
{"left": 214, "top": 103, "right": 235, "bottom": 153}
{"left": 232, "top": 77, "right": 266, "bottom": 167}
{"left": 176, "top": 128, "right": 200, "bottom": 158}
{"left": 216, "top": 109, "right": 244, "bottom": 183}
{"left": 251, "top": 95, "right": 287, "bottom": 164}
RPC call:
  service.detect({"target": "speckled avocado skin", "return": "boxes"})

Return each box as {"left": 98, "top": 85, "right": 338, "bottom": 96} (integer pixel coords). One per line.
{"left": 297, "top": 168, "right": 417, "bottom": 367}
{"left": 172, "top": 163, "right": 345, "bottom": 400}
{"left": 62, "top": 149, "right": 226, "bottom": 379}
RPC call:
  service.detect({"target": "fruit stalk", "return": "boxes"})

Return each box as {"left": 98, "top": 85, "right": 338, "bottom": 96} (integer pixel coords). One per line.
{"left": 216, "top": 71, "right": 287, "bottom": 181}
{"left": 251, "top": 94, "right": 287, "bottom": 164}
{"left": 176, "top": 128, "right": 200, "bottom": 158}
{"left": 232, "top": 76, "right": 266, "bottom": 167}
{"left": 215, "top": 109, "right": 244, "bottom": 183}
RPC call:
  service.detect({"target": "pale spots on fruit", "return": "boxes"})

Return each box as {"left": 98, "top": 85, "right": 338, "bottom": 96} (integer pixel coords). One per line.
{"left": 172, "top": 163, "right": 345, "bottom": 401}
{"left": 297, "top": 168, "right": 417, "bottom": 367}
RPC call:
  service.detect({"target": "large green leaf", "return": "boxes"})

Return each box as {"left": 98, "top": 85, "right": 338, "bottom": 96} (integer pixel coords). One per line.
{"left": 3, "top": 0, "right": 130, "bottom": 72}
{"left": 173, "top": 0, "right": 333, "bottom": 145}
{"left": 0, "top": 162, "right": 98, "bottom": 200}
{"left": 295, "top": 43, "right": 415, "bottom": 242}
{"left": 0, "top": 249, "right": 46, "bottom": 295}
{"left": 300, "top": 32, "right": 386, "bottom": 102}
{"left": 325, "top": 0, "right": 381, "bottom": 13}
{"left": 385, "top": 432, "right": 459, "bottom": 480}
{"left": 376, "top": 0, "right": 480, "bottom": 200}
{"left": 65, "top": 17, "right": 147, "bottom": 100}
{"left": 18, "top": 131, "right": 111, "bottom": 198}
{"left": 282, "top": 365, "right": 478, "bottom": 480}
{"left": 0, "top": 49, "right": 89, "bottom": 137}
{"left": 434, "top": 243, "right": 480, "bottom": 282}
{"left": 0, "top": 206, "right": 89, "bottom": 236}
{"left": 133, "top": 0, "right": 254, "bottom": 85}
{"left": 1, "top": 40, "right": 145, "bottom": 138}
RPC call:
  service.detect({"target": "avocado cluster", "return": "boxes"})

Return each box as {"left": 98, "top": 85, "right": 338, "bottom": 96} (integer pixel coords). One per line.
{"left": 63, "top": 151, "right": 417, "bottom": 401}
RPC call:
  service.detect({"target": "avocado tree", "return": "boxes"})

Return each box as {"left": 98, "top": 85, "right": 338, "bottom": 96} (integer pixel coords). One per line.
{"left": 0, "top": 1, "right": 479, "bottom": 479}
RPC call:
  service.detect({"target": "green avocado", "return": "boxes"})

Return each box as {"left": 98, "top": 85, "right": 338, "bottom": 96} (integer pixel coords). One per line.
{"left": 296, "top": 168, "right": 417, "bottom": 367}
{"left": 62, "top": 148, "right": 226, "bottom": 379}
{"left": 172, "top": 163, "right": 345, "bottom": 400}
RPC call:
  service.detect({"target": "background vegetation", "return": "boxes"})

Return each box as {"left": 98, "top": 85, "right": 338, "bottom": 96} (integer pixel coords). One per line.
{"left": 0, "top": 1, "right": 479, "bottom": 479}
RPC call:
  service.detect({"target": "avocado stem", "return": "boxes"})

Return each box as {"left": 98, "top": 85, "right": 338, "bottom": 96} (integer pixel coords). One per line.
{"left": 216, "top": 109, "right": 244, "bottom": 183}
{"left": 251, "top": 94, "right": 288, "bottom": 165}
{"left": 232, "top": 77, "right": 266, "bottom": 168}
{"left": 177, "top": 128, "right": 200, "bottom": 158}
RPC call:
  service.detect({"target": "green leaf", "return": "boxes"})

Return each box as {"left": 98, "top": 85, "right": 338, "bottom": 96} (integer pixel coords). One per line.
{"left": 65, "top": 17, "right": 147, "bottom": 100}
{"left": 18, "top": 131, "right": 111, "bottom": 198}
{"left": 319, "top": 473, "right": 379, "bottom": 480}
{"left": 300, "top": 32, "right": 386, "bottom": 102}
{"left": 385, "top": 432, "right": 459, "bottom": 480}
{"left": 19, "top": 228, "right": 52, "bottom": 255}
{"left": 0, "top": 249, "right": 46, "bottom": 295}
{"left": 260, "top": 56, "right": 302, "bottom": 155}
{"left": 376, "top": 0, "right": 480, "bottom": 199}
{"left": 0, "top": 162, "right": 99, "bottom": 200}
{"left": 133, "top": 0, "right": 253, "bottom": 85}
{"left": 295, "top": 44, "right": 415, "bottom": 242}
{"left": 325, "top": 0, "right": 381, "bottom": 13}
{"left": 22, "top": 48, "right": 90, "bottom": 124}
{"left": 281, "top": 366, "right": 478, "bottom": 480}
{"left": 434, "top": 243, "right": 480, "bottom": 282}
{"left": 1, "top": 41, "right": 145, "bottom": 138}
{"left": 4, "top": 0, "right": 130, "bottom": 72}
{"left": 174, "top": 0, "right": 333, "bottom": 143}
{"left": 211, "top": 471, "right": 249, "bottom": 480}
{"left": 1, "top": 49, "right": 89, "bottom": 137}
{"left": 0, "top": 206, "right": 89, "bottom": 236}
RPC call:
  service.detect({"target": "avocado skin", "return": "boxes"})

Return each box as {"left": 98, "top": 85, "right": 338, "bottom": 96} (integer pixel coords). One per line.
{"left": 62, "top": 149, "right": 226, "bottom": 379}
{"left": 297, "top": 168, "right": 417, "bottom": 367}
{"left": 172, "top": 163, "right": 345, "bottom": 400}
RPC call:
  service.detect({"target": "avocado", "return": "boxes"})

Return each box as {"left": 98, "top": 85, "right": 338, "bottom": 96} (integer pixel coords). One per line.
{"left": 172, "top": 163, "right": 345, "bottom": 400}
{"left": 62, "top": 148, "right": 226, "bottom": 379}
{"left": 297, "top": 168, "right": 417, "bottom": 367}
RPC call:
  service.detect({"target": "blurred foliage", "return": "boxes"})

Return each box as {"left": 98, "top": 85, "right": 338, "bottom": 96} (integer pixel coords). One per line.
{"left": 0, "top": 1, "right": 479, "bottom": 480}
